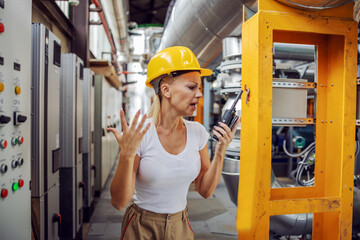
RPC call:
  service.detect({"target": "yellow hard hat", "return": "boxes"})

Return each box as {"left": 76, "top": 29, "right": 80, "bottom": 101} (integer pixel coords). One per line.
{"left": 146, "top": 46, "right": 213, "bottom": 89}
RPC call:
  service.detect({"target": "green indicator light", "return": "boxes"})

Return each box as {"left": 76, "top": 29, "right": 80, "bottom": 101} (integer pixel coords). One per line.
{"left": 12, "top": 182, "right": 19, "bottom": 191}
{"left": 14, "top": 139, "right": 18, "bottom": 145}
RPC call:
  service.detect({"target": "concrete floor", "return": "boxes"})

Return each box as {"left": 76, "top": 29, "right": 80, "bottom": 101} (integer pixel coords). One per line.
{"left": 83, "top": 166, "right": 238, "bottom": 240}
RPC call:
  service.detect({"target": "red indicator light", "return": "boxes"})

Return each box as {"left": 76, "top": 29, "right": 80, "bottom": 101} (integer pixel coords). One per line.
{"left": 1, "top": 188, "right": 8, "bottom": 198}
{"left": 0, "top": 23, "right": 4, "bottom": 33}
{"left": 18, "top": 179, "right": 24, "bottom": 188}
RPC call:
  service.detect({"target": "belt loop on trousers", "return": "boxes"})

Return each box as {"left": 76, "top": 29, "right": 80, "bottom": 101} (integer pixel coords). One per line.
{"left": 182, "top": 208, "right": 186, "bottom": 221}
{"left": 140, "top": 208, "right": 147, "bottom": 223}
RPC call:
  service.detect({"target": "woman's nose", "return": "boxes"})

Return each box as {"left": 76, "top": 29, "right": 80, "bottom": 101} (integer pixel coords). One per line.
{"left": 196, "top": 88, "right": 203, "bottom": 98}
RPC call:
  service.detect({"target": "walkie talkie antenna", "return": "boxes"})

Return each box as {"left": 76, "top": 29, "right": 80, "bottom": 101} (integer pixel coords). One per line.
{"left": 229, "top": 90, "right": 243, "bottom": 110}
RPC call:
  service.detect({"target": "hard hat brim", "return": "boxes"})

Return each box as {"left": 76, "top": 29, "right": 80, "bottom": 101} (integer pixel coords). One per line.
{"left": 199, "top": 68, "right": 213, "bottom": 77}
{"left": 146, "top": 68, "right": 213, "bottom": 88}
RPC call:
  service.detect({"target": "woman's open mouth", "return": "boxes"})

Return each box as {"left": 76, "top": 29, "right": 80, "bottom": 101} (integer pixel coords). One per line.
{"left": 190, "top": 103, "right": 197, "bottom": 110}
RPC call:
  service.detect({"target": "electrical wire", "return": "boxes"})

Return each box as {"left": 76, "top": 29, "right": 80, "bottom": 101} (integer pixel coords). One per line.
{"left": 284, "top": 140, "right": 360, "bottom": 187}
{"left": 296, "top": 146, "right": 315, "bottom": 186}
{"left": 283, "top": 139, "right": 315, "bottom": 186}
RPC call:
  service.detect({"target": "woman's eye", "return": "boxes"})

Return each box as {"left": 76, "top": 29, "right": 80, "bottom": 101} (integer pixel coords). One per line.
{"left": 188, "top": 86, "right": 196, "bottom": 90}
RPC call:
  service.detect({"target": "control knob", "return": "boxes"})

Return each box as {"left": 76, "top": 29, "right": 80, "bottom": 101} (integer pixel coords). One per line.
{"left": 0, "top": 164, "right": 7, "bottom": 173}
{"left": 17, "top": 158, "right": 24, "bottom": 166}
{"left": 13, "top": 112, "right": 27, "bottom": 125}
{"left": 11, "top": 160, "right": 17, "bottom": 169}
{"left": 0, "top": 115, "right": 10, "bottom": 125}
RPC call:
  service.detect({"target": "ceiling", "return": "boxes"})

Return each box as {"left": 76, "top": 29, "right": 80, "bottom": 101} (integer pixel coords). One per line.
{"left": 128, "top": 0, "right": 172, "bottom": 26}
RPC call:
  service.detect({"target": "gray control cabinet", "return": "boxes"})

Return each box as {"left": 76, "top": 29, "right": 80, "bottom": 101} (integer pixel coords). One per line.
{"left": 94, "top": 74, "right": 104, "bottom": 196}
{"left": 60, "top": 54, "right": 84, "bottom": 239}
{"left": 0, "top": 0, "right": 32, "bottom": 239}
{"left": 82, "top": 68, "right": 95, "bottom": 222}
{"left": 31, "top": 23, "right": 61, "bottom": 240}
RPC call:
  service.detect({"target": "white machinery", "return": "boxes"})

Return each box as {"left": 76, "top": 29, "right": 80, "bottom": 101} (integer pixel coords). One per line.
{"left": 31, "top": 23, "right": 62, "bottom": 240}
{"left": 93, "top": 74, "right": 121, "bottom": 196}
{"left": 0, "top": 0, "right": 32, "bottom": 239}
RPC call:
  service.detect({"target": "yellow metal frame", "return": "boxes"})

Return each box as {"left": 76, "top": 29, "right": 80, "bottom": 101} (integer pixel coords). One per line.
{"left": 238, "top": 0, "right": 357, "bottom": 239}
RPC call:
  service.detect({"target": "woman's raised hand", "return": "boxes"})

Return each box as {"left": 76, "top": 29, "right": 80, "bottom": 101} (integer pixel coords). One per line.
{"left": 212, "top": 119, "right": 240, "bottom": 157}
{"left": 107, "top": 109, "right": 151, "bottom": 158}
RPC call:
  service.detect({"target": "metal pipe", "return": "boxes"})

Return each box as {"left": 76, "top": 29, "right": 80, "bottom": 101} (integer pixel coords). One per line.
{"left": 270, "top": 214, "right": 313, "bottom": 236}
{"left": 273, "top": 43, "right": 315, "bottom": 61}
{"left": 353, "top": 187, "right": 360, "bottom": 234}
{"left": 275, "top": 0, "right": 353, "bottom": 10}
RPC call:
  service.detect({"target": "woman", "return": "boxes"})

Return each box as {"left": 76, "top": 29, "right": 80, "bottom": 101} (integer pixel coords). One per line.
{"left": 108, "top": 46, "right": 239, "bottom": 240}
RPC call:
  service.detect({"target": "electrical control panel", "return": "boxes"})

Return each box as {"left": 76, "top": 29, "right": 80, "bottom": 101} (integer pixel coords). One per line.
{"left": 60, "top": 53, "right": 84, "bottom": 239}
{"left": 0, "top": 0, "right": 32, "bottom": 239}
{"left": 31, "top": 23, "right": 61, "bottom": 240}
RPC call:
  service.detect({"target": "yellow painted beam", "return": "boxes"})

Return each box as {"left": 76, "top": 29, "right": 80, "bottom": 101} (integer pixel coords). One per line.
{"left": 237, "top": 9, "right": 273, "bottom": 239}
{"left": 270, "top": 187, "right": 316, "bottom": 200}
{"left": 270, "top": 197, "right": 341, "bottom": 215}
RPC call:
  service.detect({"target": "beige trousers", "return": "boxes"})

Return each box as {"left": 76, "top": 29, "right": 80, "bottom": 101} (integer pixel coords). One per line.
{"left": 120, "top": 203, "right": 194, "bottom": 240}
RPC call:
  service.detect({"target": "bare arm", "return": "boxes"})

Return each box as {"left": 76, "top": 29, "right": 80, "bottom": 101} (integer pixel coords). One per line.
{"left": 110, "top": 154, "right": 140, "bottom": 210}
{"left": 195, "top": 120, "right": 239, "bottom": 198}
{"left": 107, "top": 110, "right": 150, "bottom": 210}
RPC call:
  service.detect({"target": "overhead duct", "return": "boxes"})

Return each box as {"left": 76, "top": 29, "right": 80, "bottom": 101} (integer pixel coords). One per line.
{"left": 159, "top": 0, "right": 354, "bottom": 69}
{"left": 158, "top": 0, "right": 257, "bottom": 68}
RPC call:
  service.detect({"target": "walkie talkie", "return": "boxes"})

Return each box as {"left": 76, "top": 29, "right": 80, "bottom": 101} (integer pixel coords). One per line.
{"left": 213, "top": 90, "right": 243, "bottom": 141}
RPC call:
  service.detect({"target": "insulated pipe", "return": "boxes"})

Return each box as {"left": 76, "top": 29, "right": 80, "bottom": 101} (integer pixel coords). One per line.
{"left": 158, "top": 0, "right": 258, "bottom": 67}
{"left": 112, "top": 0, "right": 130, "bottom": 57}
{"left": 92, "top": 0, "right": 117, "bottom": 55}
{"left": 91, "top": 0, "right": 121, "bottom": 71}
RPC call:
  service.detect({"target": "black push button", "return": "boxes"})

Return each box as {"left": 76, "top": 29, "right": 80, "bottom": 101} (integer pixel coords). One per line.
{"left": 0, "top": 0, "right": 4, "bottom": 9}
{"left": 17, "top": 114, "right": 27, "bottom": 123}
{"left": 0, "top": 56, "right": 3, "bottom": 65}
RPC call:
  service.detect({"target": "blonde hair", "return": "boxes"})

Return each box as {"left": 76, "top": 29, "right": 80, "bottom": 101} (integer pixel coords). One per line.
{"left": 147, "top": 79, "right": 183, "bottom": 128}
{"left": 147, "top": 94, "right": 162, "bottom": 126}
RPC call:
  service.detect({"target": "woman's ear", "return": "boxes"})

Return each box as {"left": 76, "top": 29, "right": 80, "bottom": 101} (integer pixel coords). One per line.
{"left": 160, "top": 82, "right": 171, "bottom": 98}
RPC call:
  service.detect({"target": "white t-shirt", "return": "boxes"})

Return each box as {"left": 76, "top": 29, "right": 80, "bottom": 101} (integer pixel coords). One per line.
{"left": 134, "top": 118, "right": 209, "bottom": 214}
